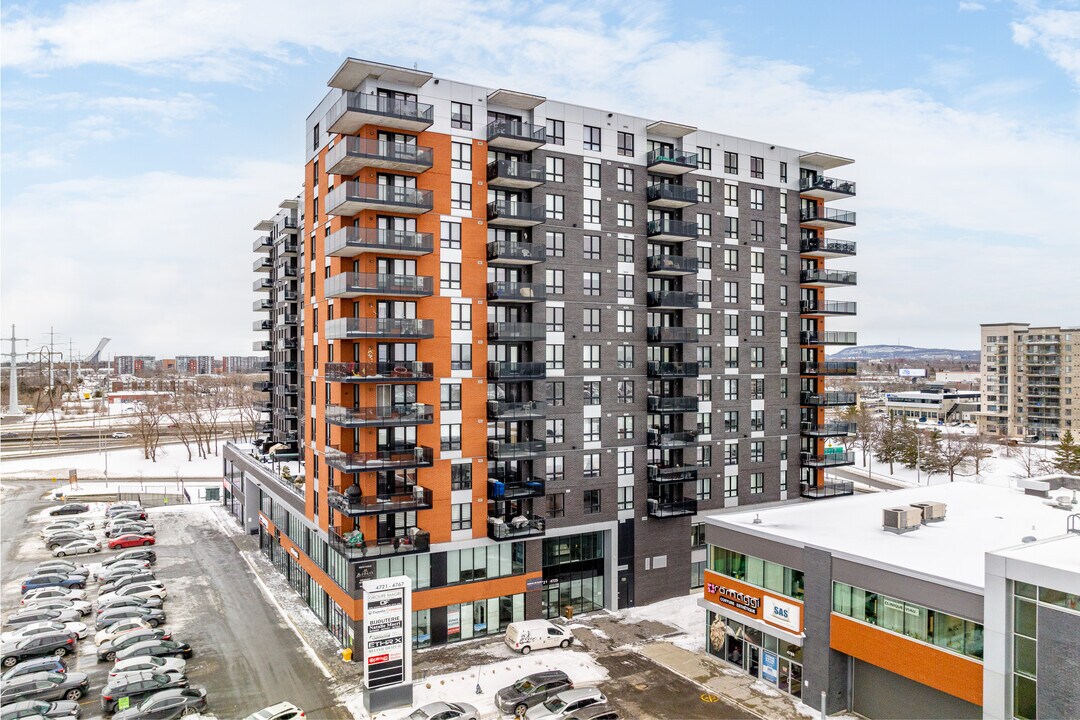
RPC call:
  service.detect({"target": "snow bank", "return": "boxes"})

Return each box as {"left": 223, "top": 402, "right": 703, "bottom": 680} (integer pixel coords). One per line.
{"left": 1, "top": 443, "right": 224, "bottom": 480}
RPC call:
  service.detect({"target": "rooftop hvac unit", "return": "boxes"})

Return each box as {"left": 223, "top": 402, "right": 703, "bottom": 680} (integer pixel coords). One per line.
{"left": 883, "top": 506, "right": 923, "bottom": 535}
{"left": 911, "top": 501, "right": 947, "bottom": 523}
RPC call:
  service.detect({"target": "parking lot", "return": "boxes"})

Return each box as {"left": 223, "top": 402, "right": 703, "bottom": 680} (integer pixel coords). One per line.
{"left": 1, "top": 479, "right": 348, "bottom": 719}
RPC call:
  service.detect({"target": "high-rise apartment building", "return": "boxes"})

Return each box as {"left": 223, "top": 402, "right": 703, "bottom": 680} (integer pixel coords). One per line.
{"left": 978, "top": 323, "right": 1078, "bottom": 440}
{"left": 113, "top": 355, "right": 156, "bottom": 376}
{"left": 224, "top": 58, "right": 858, "bottom": 651}
{"left": 174, "top": 355, "right": 213, "bottom": 375}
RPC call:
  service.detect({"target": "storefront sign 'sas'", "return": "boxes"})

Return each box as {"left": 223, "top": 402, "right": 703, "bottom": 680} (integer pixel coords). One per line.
{"left": 762, "top": 596, "right": 802, "bottom": 634}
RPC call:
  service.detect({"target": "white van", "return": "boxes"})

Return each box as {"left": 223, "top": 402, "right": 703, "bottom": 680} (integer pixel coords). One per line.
{"left": 504, "top": 619, "right": 574, "bottom": 654}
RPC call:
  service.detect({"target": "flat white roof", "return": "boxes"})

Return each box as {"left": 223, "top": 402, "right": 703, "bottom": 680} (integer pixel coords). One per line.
{"left": 707, "top": 483, "right": 1078, "bottom": 593}
{"left": 993, "top": 534, "right": 1080, "bottom": 578}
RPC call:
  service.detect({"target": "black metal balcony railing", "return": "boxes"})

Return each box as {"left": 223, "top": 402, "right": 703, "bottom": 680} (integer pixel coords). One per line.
{"left": 646, "top": 148, "right": 698, "bottom": 172}
{"left": 647, "top": 362, "right": 700, "bottom": 378}
{"left": 801, "top": 451, "right": 856, "bottom": 468}
{"left": 486, "top": 200, "right": 546, "bottom": 225}
{"left": 487, "top": 322, "right": 546, "bottom": 342}
{"left": 800, "top": 391, "right": 858, "bottom": 406}
{"left": 800, "top": 207, "right": 857, "bottom": 226}
{"left": 646, "top": 498, "right": 698, "bottom": 518}
{"left": 326, "top": 91, "right": 435, "bottom": 133}
{"left": 487, "top": 362, "right": 546, "bottom": 381}
{"left": 486, "top": 159, "right": 546, "bottom": 188}
{"left": 646, "top": 255, "right": 699, "bottom": 275}
{"left": 800, "top": 331, "right": 859, "bottom": 345}
{"left": 646, "top": 326, "right": 699, "bottom": 344}
{"left": 325, "top": 181, "right": 434, "bottom": 216}
{"left": 800, "top": 361, "right": 859, "bottom": 376}
{"left": 647, "top": 430, "right": 698, "bottom": 448}
{"left": 487, "top": 240, "right": 546, "bottom": 264}
{"left": 800, "top": 175, "right": 857, "bottom": 196}
{"left": 800, "top": 268, "right": 858, "bottom": 286}
{"left": 328, "top": 527, "right": 431, "bottom": 559}
{"left": 325, "top": 317, "right": 435, "bottom": 340}
{"left": 487, "top": 439, "right": 547, "bottom": 460}
{"left": 647, "top": 218, "right": 699, "bottom": 239}
{"left": 647, "top": 291, "right": 698, "bottom": 308}
{"left": 486, "top": 119, "right": 547, "bottom": 147}
{"left": 324, "top": 362, "right": 434, "bottom": 383}
{"left": 801, "top": 480, "right": 855, "bottom": 500}
{"left": 487, "top": 478, "right": 546, "bottom": 501}
{"left": 487, "top": 281, "right": 546, "bottom": 303}
{"left": 487, "top": 400, "right": 548, "bottom": 420}
{"left": 800, "top": 300, "right": 858, "bottom": 315}
{"left": 326, "top": 137, "right": 434, "bottom": 174}
{"left": 328, "top": 485, "right": 434, "bottom": 517}
{"left": 488, "top": 515, "right": 546, "bottom": 541}
{"left": 324, "top": 446, "right": 434, "bottom": 473}
{"left": 800, "top": 237, "right": 857, "bottom": 257}
{"left": 647, "top": 464, "right": 699, "bottom": 483}
{"left": 647, "top": 395, "right": 698, "bottom": 413}
{"left": 325, "top": 272, "right": 434, "bottom": 298}
{"left": 325, "top": 404, "right": 434, "bottom": 428}
{"left": 646, "top": 183, "right": 699, "bottom": 205}
{"left": 325, "top": 226, "right": 435, "bottom": 257}
{"left": 801, "top": 421, "right": 857, "bottom": 437}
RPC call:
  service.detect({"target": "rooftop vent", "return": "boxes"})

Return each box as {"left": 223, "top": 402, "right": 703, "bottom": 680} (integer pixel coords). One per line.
{"left": 883, "top": 506, "right": 922, "bottom": 535}
{"left": 911, "top": 501, "right": 947, "bottom": 523}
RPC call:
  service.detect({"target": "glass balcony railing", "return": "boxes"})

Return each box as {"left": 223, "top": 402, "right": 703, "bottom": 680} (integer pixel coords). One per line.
{"left": 800, "top": 207, "right": 857, "bottom": 227}
{"left": 487, "top": 240, "right": 546, "bottom": 264}
{"left": 324, "top": 446, "right": 434, "bottom": 473}
{"left": 800, "top": 300, "right": 857, "bottom": 315}
{"left": 328, "top": 526, "right": 431, "bottom": 558}
{"left": 488, "top": 515, "right": 546, "bottom": 541}
{"left": 646, "top": 255, "right": 699, "bottom": 275}
{"left": 325, "top": 404, "right": 434, "bottom": 428}
{"left": 646, "top": 183, "right": 698, "bottom": 206}
{"left": 801, "top": 421, "right": 857, "bottom": 437}
{"left": 800, "top": 175, "right": 856, "bottom": 197}
{"left": 800, "top": 268, "right": 858, "bottom": 286}
{"left": 800, "top": 236, "right": 857, "bottom": 257}
{"left": 646, "top": 148, "right": 698, "bottom": 173}
{"left": 487, "top": 281, "right": 546, "bottom": 303}
{"left": 800, "top": 331, "right": 858, "bottom": 345}
{"left": 646, "top": 395, "right": 698, "bottom": 413}
{"left": 647, "top": 218, "right": 699, "bottom": 240}
{"left": 327, "top": 485, "right": 433, "bottom": 516}
{"left": 487, "top": 322, "right": 546, "bottom": 342}
{"left": 646, "top": 326, "right": 699, "bottom": 344}
{"left": 487, "top": 400, "right": 548, "bottom": 420}
{"left": 800, "top": 391, "right": 857, "bottom": 406}
{"left": 647, "top": 463, "right": 699, "bottom": 483}
{"left": 325, "top": 181, "right": 434, "bottom": 216}
{"left": 253, "top": 278, "right": 273, "bottom": 292}
{"left": 486, "top": 159, "right": 545, "bottom": 188}
{"left": 325, "top": 272, "right": 433, "bottom": 298}
{"left": 800, "top": 361, "right": 858, "bottom": 376}
{"left": 801, "top": 480, "right": 855, "bottom": 499}
{"left": 487, "top": 439, "right": 547, "bottom": 460}
{"left": 801, "top": 451, "right": 856, "bottom": 468}
{"left": 646, "top": 498, "right": 698, "bottom": 517}
{"left": 486, "top": 119, "right": 547, "bottom": 149}
{"left": 487, "top": 362, "right": 546, "bottom": 381}
{"left": 253, "top": 257, "right": 273, "bottom": 272}
{"left": 253, "top": 320, "right": 272, "bottom": 331}
{"left": 325, "top": 226, "right": 434, "bottom": 257}
{"left": 325, "top": 317, "right": 434, "bottom": 340}
{"left": 647, "top": 430, "right": 698, "bottom": 448}
{"left": 253, "top": 236, "right": 272, "bottom": 253}
{"left": 324, "top": 362, "right": 434, "bottom": 383}
{"left": 647, "top": 291, "right": 698, "bottom": 308}
{"left": 486, "top": 200, "right": 546, "bottom": 226}
{"left": 487, "top": 478, "right": 546, "bottom": 501}
{"left": 325, "top": 91, "right": 434, "bottom": 134}
{"left": 325, "top": 137, "right": 433, "bottom": 175}
{"left": 647, "top": 362, "right": 699, "bottom": 378}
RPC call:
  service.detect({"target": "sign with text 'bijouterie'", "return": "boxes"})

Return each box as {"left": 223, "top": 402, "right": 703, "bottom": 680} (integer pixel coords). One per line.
{"left": 362, "top": 576, "right": 412, "bottom": 690}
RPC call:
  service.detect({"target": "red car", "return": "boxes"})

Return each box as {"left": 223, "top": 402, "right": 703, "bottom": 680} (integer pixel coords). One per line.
{"left": 108, "top": 534, "right": 156, "bottom": 550}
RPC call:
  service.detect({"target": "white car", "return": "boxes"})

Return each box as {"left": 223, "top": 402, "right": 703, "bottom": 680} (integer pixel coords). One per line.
{"left": 98, "top": 582, "right": 168, "bottom": 605}
{"left": 95, "top": 560, "right": 152, "bottom": 581}
{"left": 407, "top": 702, "right": 478, "bottom": 720}
{"left": 95, "top": 618, "right": 154, "bottom": 646}
{"left": 21, "top": 587, "right": 88, "bottom": 605}
{"left": 525, "top": 689, "right": 607, "bottom": 720}
{"left": 0, "top": 620, "right": 89, "bottom": 643}
{"left": 41, "top": 520, "right": 95, "bottom": 535}
{"left": 53, "top": 539, "right": 102, "bottom": 557}
{"left": 111, "top": 431, "right": 133, "bottom": 438}
{"left": 21, "top": 597, "right": 93, "bottom": 617}
{"left": 109, "top": 654, "right": 187, "bottom": 678}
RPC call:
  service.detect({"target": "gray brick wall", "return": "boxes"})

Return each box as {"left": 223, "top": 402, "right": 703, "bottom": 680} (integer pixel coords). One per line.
{"left": 1036, "top": 604, "right": 1080, "bottom": 720}
{"left": 803, "top": 547, "right": 849, "bottom": 714}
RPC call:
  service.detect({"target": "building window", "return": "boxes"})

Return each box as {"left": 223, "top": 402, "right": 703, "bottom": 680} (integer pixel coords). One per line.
{"left": 724, "top": 473, "right": 738, "bottom": 497}
{"left": 724, "top": 313, "right": 738, "bottom": 336}
{"left": 750, "top": 472, "right": 764, "bottom": 494}
{"left": 441, "top": 383, "right": 462, "bottom": 410}
{"left": 618, "top": 131, "right": 634, "bottom": 156}
{"left": 440, "top": 221, "right": 461, "bottom": 249}
{"left": 441, "top": 261, "right": 461, "bottom": 290}
{"left": 750, "top": 219, "right": 764, "bottom": 242}
{"left": 450, "top": 182, "right": 471, "bottom": 210}
{"left": 583, "top": 272, "right": 601, "bottom": 296}
{"left": 724, "top": 411, "right": 739, "bottom": 433}
{"left": 750, "top": 188, "right": 764, "bottom": 211}
{"left": 697, "top": 312, "right": 711, "bottom": 336}
{"left": 697, "top": 212, "right": 711, "bottom": 236}
{"left": 723, "top": 248, "right": 738, "bottom": 271}
{"left": 750, "top": 156, "right": 764, "bottom": 179}
{"left": 698, "top": 245, "right": 712, "bottom": 269}
{"left": 451, "top": 464, "right": 472, "bottom": 490}
{"left": 617, "top": 415, "right": 634, "bottom": 440}
{"left": 779, "top": 285, "right": 788, "bottom": 306}
{"left": 583, "top": 234, "right": 601, "bottom": 260}
{"left": 450, "top": 303, "right": 471, "bottom": 330}
{"left": 750, "top": 346, "right": 764, "bottom": 368}
{"left": 546, "top": 305, "right": 564, "bottom": 332}
{"left": 450, "top": 343, "right": 471, "bottom": 370}
{"left": 546, "top": 419, "right": 565, "bottom": 444}
{"left": 583, "top": 381, "right": 601, "bottom": 406}
{"left": 750, "top": 315, "right": 764, "bottom": 337}
{"left": 696, "top": 179, "right": 712, "bottom": 203}
{"left": 546, "top": 456, "right": 564, "bottom": 482}
{"left": 697, "top": 345, "right": 712, "bottom": 369}
{"left": 779, "top": 192, "right": 788, "bottom": 214}
{"left": 696, "top": 475, "right": 712, "bottom": 500}
{"left": 583, "top": 489, "right": 601, "bottom": 514}
{"left": 546, "top": 381, "right": 565, "bottom": 407}
{"left": 698, "top": 147, "right": 712, "bottom": 170}
{"left": 616, "top": 345, "right": 634, "bottom": 369}
{"left": 725, "top": 216, "right": 738, "bottom": 239}
{"left": 312, "top": 122, "right": 320, "bottom": 152}
{"left": 750, "top": 378, "right": 765, "bottom": 399}
{"left": 779, "top": 409, "right": 789, "bottom": 431}
{"left": 724, "top": 152, "right": 738, "bottom": 174}
{"left": 725, "top": 441, "right": 739, "bottom": 466}
{"left": 584, "top": 125, "right": 602, "bottom": 151}
{"left": 724, "top": 183, "right": 738, "bottom": 207}
{"left": 583, "top": 344, "right": 601, "bottom": 369}
{"left": 780, "top": 254, "right": 788, "bottom": 275}
{"left": 780, "top": 161, "right": 788, "bottom": 183}
{"left": 750, "top": 441, "right": 764, "bottom": 463}
{"left": 780, "top": 378, "right": 788, "bottom": 399}
{"left": 451, "top": 102, "right": 472, "bottom": 130}
{"left": 617, "top": 486, "right": 634, "bottom": 511}
{"left": 723, "top": 378, "right": 739, "bottom": 401}
{"left": 545, "top": 231, "right": 565, "bottom": 257}
{"left": 583, "top": 418, "right": 601, "bottom": 442}
{"left": 583, "top": 161, "right": 601, "bottom": 188}
{"left": 617, "top": 309, "right": 633, "bottom": 333}
{"left": 617, "top": 273, "right": 633, "bottom": 299}
{"left": 583, "top": 198, "right": 600, "bottom": 224}
{"left": 697, "top": 444, "right": 712, "bottom": 467}
{"left": 697, "top": 412, "right": 711, "bottom": 435}
{"left": 723, "top": 282, "right": 738, "bottom": 304}
{"left": 750, "top": 283, "right": 764, "bottom": 305}
{"left": 545, "top": 194, "right": 564, "bottom": 220}
{"left": 451, "top": 141, "right": 471, "bottom": 169}
{"left": 618, "top": 237, "right": 634, "bottom": 262}
{"left": 618, "top": 203, "right": 634, "bottom": 227}
{"left": 546, "top": 344, "right": 564, "bottom": 370}
{"left": 441, "top": 424, "right": 462, "bottom": 451}
{"left": 617, "top": 380, "right": 634, "bottom": 404}
{"left": 545, "top": 269, "right": 564, "bottom": 295}
{"left": 546, "top": 118, "right": 564, "bottom": 145}
{"left": 697, "top": 279, "right": 711, "bottom": 302}
{"left": 545, "top": 156, "right": 564, "bottom": 183}
{"left": 698, "top": 379, "right": 712, "bottom": 402}
{"left": 451, "top": 502, "right": 472, "bottom": 531}
{"left": 547, "top": 493, "right": 565, "bottom": 518}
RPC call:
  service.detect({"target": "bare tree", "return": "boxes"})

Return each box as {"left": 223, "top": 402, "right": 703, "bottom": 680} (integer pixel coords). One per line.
{"left": 131, "top": 396, "right": 166, "bottom": 462}
{"left": 937, "top": 432, "right": 974, "bottom": 482}
{"left": 164, "top": 387, "right": 198, "bottom": 462}
{"left": 964, "top": 434, "right": 996, "bottom": 480}
{"left": 874, "top": 413, "right": 906, "bottom": 474}
{"left": 1013, "top": 445, "right": 1053, "bottom": 479}
{"left": 852, "top": 407, "right": 879, "bottom": 467}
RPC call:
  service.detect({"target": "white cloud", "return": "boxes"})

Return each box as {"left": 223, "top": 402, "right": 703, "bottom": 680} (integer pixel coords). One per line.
{"left": 959, "top": 2, "right": 987, "bottom": 11}
{"left": 1012, "top": 4, "right": 1080, "bottom": 85}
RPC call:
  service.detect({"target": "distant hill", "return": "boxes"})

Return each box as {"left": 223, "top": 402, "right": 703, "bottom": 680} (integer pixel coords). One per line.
{"left": 828, "top": 345, "right": 980, "bottom": 362}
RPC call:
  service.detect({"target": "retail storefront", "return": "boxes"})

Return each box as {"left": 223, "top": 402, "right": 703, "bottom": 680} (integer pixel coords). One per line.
{"left": 541, "top": 532, "right": 606, "bottom": 618}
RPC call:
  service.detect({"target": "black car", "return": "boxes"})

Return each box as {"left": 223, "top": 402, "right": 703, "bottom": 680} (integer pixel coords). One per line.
{"left": 104, "top": 524, "right": 154, "bottom": 539}
{"left": 0, "top": 656, "right": 67, "bottom": 682}
{"left": 97, "top": 629, "right": 171, "bottom": 662}
{"left": 115, "top": 640, "right": 192, "bottom": 662}
{"left": 0, "top": 698, "right": 81, "bottom": 720}
{"left": 1, "top": 634, "right": 76, "bottom": 668}
{"left": 112, "top": 688, "right": 207, "bottom": 720}
{"left": 101, "top": 671, "right": 188, "bottom": 714}
{"left": 100, "top": 573, "right": 158, "bottom": 596}
{"left": 495, "top": 670, "right": 573, "bottom": 716}
{"left": 48, "top": 505, "right": 89, "bottom": 517}
{"left": 96, "top": 608, "right": 166, "bottom": 631}
{"left": 106, "top": 549, "right": 157, "bottom": 566}
{"left": 0, "top": 671, "right": 89, "bottom": 704}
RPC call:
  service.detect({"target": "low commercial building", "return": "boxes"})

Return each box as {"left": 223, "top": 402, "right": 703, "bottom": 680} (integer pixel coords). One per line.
{"left": 700, "top": 481, "right": 1080, "bottom": 719}
{"left": 883, "top": 384, "right": 980, "bottom": 424}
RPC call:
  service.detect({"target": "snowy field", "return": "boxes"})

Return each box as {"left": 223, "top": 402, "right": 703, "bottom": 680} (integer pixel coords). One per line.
{"left": 846, "top": 441, "right": 1065, "bottom": 490}
{"left": 0, "top": 442, "right": 225, "bottom": 479}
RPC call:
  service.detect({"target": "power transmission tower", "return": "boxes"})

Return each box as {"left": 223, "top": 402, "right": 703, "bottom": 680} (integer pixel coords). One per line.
{"left": 4, "top": 325, "right": 29, "bottom": 416}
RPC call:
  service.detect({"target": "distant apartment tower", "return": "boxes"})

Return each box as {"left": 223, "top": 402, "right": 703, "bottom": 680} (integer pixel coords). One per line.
{"left": 174, "top": 355, "right": 213, "bottom": 375}
{"left": 978, "top": 323, "right": 1079, "bottom": 440}
{"left": 225, "top": 58, "right": 859, "bottom": 651}
{"left": 221, "top": 355, "right": 266, "bottom": 374}
{"left": 113, "top": 355, "right": 156, "bottom": 376}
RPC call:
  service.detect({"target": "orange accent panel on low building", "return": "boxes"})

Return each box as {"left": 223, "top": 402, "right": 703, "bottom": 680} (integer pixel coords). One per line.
{"left": 703, "top": 570, "right": 805, "bottom": 634}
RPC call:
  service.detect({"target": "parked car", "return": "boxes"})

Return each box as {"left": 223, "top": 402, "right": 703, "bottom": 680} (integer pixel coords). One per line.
{"left": 96, "top": 561, "right": 152, "bottom": 582}
{"left": 112, "top": 687, "right": 207, "bottom": 720}
{"left": 98, "top": 582, "right": 168, "bottom": 606}
{"left": 1, "top": 634, "right": 76, "bottom": 668}
{"left": 1, "top": 622, "right": 85, "bottom": 644}
{"left": 0, "top": 698, "right": 81, "bottom": 720}
{"left": 31, "top": 563, "right": 87, "bottom": 578}
{"left": 105, "top": 504, "right": 143, "bottom": 517}
{"left": 101, "top": 670, "right": 188, "bottom": 714}
{"left": 20, "top": 575, "right": 85, "bottom": 594}
{"left": 104, "top": 548, "right": 156, "bottom": 565}
{"left": 100, "top": 573, "right": 158, "bottom": 595}
{"left": 406, "top": 702, "right": 478, "bottom": 720}
{"left": 114, "top": 639, "right": 192, "bottom": 662}
{"left": 504, "top": 620, "right": 575, "bottom": 654}
{"left": 97, "top": 609, "right": 166, "bottom": 632}
{"left": 108, "top": 656, "right": 186, "bottom": 679}
{"left": 48, "top": 505, "right": 89, "bottom": 517}
{"left": 1, "top": 656, "right": 67, "bottom": 682}
{"left": 495, "top": 671, "right": 574, "bottom": 717}
{"left": 41, "top": 520, "right": 94, "bottom": 535}
{"left": 20, "top": 598, "right": 91, "bottom": 617}
{"left": 20, "top": 588, "right": 87, "bottom": 606}
{"left": 97, "top": 629, "right": 171, "bottom": 662}
{"left": 95, "top": 619, "right": 152, "bottom": 646}
{"left": 108, "top": 534, "right": 155, "bottom": 550}
{"left": 53, "top": 540, "right": 102, "bottom": 558}
{"left": 105, "top": 524, "right": 155, "bottom": 539}
{"left": 525, "top": 688, "right": 607, "bottom": 719}
{"left": 564, "top": 705, "right": 619, "bottom": 720}
{"left": 0, "top": 671, "right": 90, "bottom": 704}
{"left": 96, "top": 597, "right": 164, "bottom": 618}
{"left": 108, "top": 509, "right": 148, "bottom": 522}
{"left": 111, "top": 432, "right": 133, "bottom": 439}
{"left": 4, "top": 609, "right": 82, "bottom": 631}
{"left": 44, "top": 533, "right": 96, "bottom": 552}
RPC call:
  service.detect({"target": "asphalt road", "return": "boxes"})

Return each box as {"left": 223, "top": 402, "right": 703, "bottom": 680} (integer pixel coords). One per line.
{"left": 1, "top": 479, "right": 348, "bottom": 719}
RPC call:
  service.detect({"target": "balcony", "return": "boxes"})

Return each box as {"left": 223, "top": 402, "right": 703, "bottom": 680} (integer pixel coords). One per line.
{"left": 325, "top": 137, "right": 433, "bottom": 176}
{"left": 253, "top": 299, "right": 273, "bottom": 312}
{"left": 325, "top": 272, "right": 433, "bottom": 299}
{"left": 800, "top": 175, "right": 857, "bottom": 201}
{"left": 325, "top": 181, "right": 433, "bottom": 217}
{"left": 253, "top": 319, "right": 273, "bottom": 332}
{"left": 487, "top": 362, "right": 546, "bottom": 381}
{"left": 325, "top": 91, "right": 434, "bottom": 134}
{"left": 487, "top": 200, "right": 546, "bottom": 227}
{"left": 253, "top": 257, "right": 273, "bottom": 273}
{"left": 647, "top": 362, "right": 699, "bottom": 378}
{"left": 326, "top": 403, "right": 434, "bottom": 428}
{"left": 801, "top": 451, "right": 856, "bottom": 468}
{"left": 646, "top": 255, "right": 699, "bottom": 276}
{"left": 801, "top": 421, "right": 857, "bottom": 437}
{"left": 487, "top": 281, "right": 546, "bottom": 303}
{"left": 324, "top": 361, "right": 434, "bottom": 383}
{"left": 325, "top": 226, "right": 434, "bottom": 258}
{"left": 646, "top": 183, "right": 698, "bottom": 209}
{"left": 647, "top": 291, "right": 698, "bottom": 308}
{"left": 486, "top": 119, "right": 546, "bottom": 152}
{"left": 487, "top": 478, "right": 546, "bottom": 501}
{"left": 329, "top": 527, "right": 431, "bottom": 560}
{"left": 646, "top": 148, "right": 698, "bottom": 175}
{"left": 646, "top": 498, "right": 698, "bottom": 518}
{"left": 488, "top": 515, "right": 546, "bottom": 541}
{"left": 253, "top": 236, "right": 272, "bottom": 253}
{"left": 647, "top": 218, "right": 699, "bottom": 241}
{"left": 800, "top": 236, "right": 857, "bottom": 258}
{"left": 647, "top": 395, "right": 698, "bottom": 414}
{"left": 487, "top": 400, "right": 548, "bottom": 420}
{"left": 647, "top": 430, "right": 698, "bottom": 449}
{"left": 800, "top": 207, "right": 856, "bottom": 230}
{"left": 800, "top": 268, "right": 858, "bottom": 287}
{"left": 801, "top": 391, "right": 857, "bottom": 407}
{"left": 487, "top": 322, "right": 546, "bottom": 342}
{"left": 647, "top": 464, "right": 699, "bottom": 483}
{"left": 327, "top": 485, "right": 433, "bottom": 517}
{"left": 800, "top": 300, "right": 857, "bottom": 316}
{"left": 487, "top": 240, "right": 546, "bottom": 265}
{"left": 487, "top": 159, "right": 545, "bottom": 190}
{"left": 253, "top": 381, "right": 272, "bottom": 393}
{"left": 253, "top": 340, "right": 272, "bottom": 352}
{"left": 325, "top": 317, "right": 434, "bottom": 340}
{"left": 324, "top": 446, "right": 434, "bottom": 473}
{"left": 800, "top": 331, "right": 858, "bottom": 346}
{"left": 487, "top": 439, "right": 547, "bottom": 460}
{"left": 646, "top": 326, "right": 699, "bottom": 344}
{"left": 275, "top": 238, "right": 298, "bottom": 257}
{"left": 258, "top": 360, "right": 273, "bottom": 372}
{"left": 800, "top": 361, "right": 858, "bottom": 376}
{"left": 800, "top": 480, "right": 855, "bottom": 500}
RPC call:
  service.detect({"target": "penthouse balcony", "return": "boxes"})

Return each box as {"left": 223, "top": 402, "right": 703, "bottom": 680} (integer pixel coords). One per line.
{"left": 647, "top": 395, "right": 698, "bottom": 414}
{"left": 329, "top": 526, "right": 431, "bottom": 559}
{"left": 253, "top": 257, "right": 273, "bottom": 273}
{"left": 488, "top": 515, "right": 546, "bottom": 542}
{"left": 800, "top": 480, "right": 855, "bottom": 500}
{"left": 801, "top": 391, "right": 857, "bottom": 407}
{"left": 487, "top": 400, "right": 548, "bottom": 420}
{"left": 487, "top": 200, "right": 545, "bottom": 227}
{"left": 253, "top": 340, "right": 272, "bottom": 352}
{"left": 325, "top": 272, "right": 433, "bottom": 299}
{"left": 487, "top": 240, "right": 546, "bottom": 266}
{"left": 800, "top": 330, "right": 858, "bottom": 346}
{"left": 327, "top": 485, "right": 433, "bottom": 517}
{"left": 800, "top": 206, "right": 857, "bottom": 230}
{"left": 325, "top": 317, "right": 434, "bottom": 340}
{"left": 486, "top": 119, "right": 547, "bottom": 152}
{"left": 487, "top": 281, "right": 546, "bottom": 303}
{"left": 801, "top": 451, "right": 856, "bottom": 468}
{"left": 646, "top": 148, "right": 698, "bottom": 175}
{"left": 801, "top": 421, "right": 857, "bottom": 437}
{"left": 800, "top": 300, "right": 858, "bottom": 316}
{"left": 487, "top": 478, "right": 546, "bottom": 501}
{"left": 324, "top": 361, "right": 434, "bottom": 383}
{"left": 325, "top": 403, "right": 434, "bottom": 428}
{"left": 647, "top": 430, "right": 698, "bottom": 449}
{"left": 326, "top": 226, "right": 434, "bottom": 258}
{"left": 487, "top": 439, "right": 547, "bottom": 461}
{"left": 800, "top": 361, "right": 859, "bottom": 376}
{"left": 325, "top": 181, "right": 433, "bottom": 217}
{"left": 253, "top": 319, "right": 273, "bottom": 332}
{"left": 800, "top": 268, "right": 858, "bottom": 287}
{"left": 253, "top": 236, "right": 272, "bottom": 253}
{"left": 647, "top": 463, "right": 699, "bottom": 483}
{"left": 325, "top": 137, "right": 433, "bottom": 176}
{"left": 647, "top": 218, "right": 699, "bottom": 242}
{"left": 646, "top": 326, "right": 699, "bottom": 344}
{"left": 647, "top": 291, "right": 698, "bottom": 308}
{"left": 253, "top": 299, "right": 273, "bottom": 312}
{"left": 487, "top": 361, "right": 546, "bottom": 381}
{"left": 487, "top": 322, "right": 546, "bottom": 342}
{"left": 646, "top": 255, "right": 699, "bottom": 276}
{"left": 646, "top": 183, "right": 698, "bottom": 209}
{"left": 646, "top": 498, "right": 698, "bottom": 518}
{"left": 799, "top": 175, "right": 857, "bottom": 200}
{"left": 325, "top": 91, "right": 434, "bottom": 135}
{"left": 647, "top": 361, "right": 700, "bottom": 378}
{"left": 487, "top": 159, "right": 545, "bottom": 190}
{"left": 324, "top": 446, "right": 434, "bottom": 474}
{"left": 800, "top": 236, "right": 857, "bottom": 258}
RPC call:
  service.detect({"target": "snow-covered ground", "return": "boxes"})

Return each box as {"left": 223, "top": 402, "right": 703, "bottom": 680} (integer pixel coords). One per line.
{"left": 846, "top": 441, "right": 1063, "bottom": 489}
{"left": 614, "top": 593, "right": 705, "bottom": 652}
{"left": 0, "top": 443, "right": 225, "bottom": 479}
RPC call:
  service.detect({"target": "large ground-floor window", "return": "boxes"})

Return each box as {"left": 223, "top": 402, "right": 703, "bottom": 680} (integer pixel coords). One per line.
{"left": 541, "top": 532, "right": 606, "bottom": 619}
{"left": 707, "top": 611, "right": 803, "bottom": 700}
{"left": 447, "top": 594, "right": 525, "bottom": 643}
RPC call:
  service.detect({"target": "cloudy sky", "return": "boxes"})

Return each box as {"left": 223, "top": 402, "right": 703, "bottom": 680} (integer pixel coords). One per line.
{"left": 2, "top": 0, "right": 1079, "bottom": 359}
